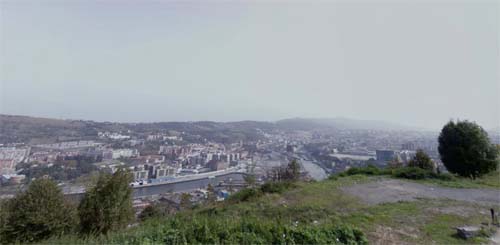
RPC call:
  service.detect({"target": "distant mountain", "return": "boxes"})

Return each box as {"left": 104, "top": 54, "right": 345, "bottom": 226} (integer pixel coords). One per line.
{"left": 276, "top": 117, "right": 419, "bottom": 131}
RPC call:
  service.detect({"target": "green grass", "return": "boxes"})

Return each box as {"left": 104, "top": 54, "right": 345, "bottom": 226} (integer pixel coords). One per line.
{"left": 412, "top": 170, "right": 500, "bottom": 189}
{"left": 45, "top": 175, "right": 496, "bottom": 244}
{"left": 341, "top": 198, "right": 496, "bottom": 244}
{"left": 336, "top": 166, "right": 500, "bottom": 189}
{"left": 422, "top": 214, "right": 491, "bottom": 244}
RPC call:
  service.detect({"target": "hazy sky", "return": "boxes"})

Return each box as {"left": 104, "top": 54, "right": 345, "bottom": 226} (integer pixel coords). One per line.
{"left": 1, "top": 0, "right": 498, "bottom": 130}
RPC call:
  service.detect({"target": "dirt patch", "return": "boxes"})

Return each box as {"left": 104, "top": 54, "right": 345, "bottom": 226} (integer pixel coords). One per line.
{"left": 342, "top": 179, "right": 500, "bottom": 206}
{"left": 370, "top": 225, "right": 416, "bottom": 245}
{"left": 426, "top": 206, "right": 481, "bottom": 217}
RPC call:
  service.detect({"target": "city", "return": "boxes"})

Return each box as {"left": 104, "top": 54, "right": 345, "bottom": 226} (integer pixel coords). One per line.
{"left": 1, "top": 0, "right": 499, "bottom": 244}
{"left": 1, "top": 115, "right": 498, "bottom": 215}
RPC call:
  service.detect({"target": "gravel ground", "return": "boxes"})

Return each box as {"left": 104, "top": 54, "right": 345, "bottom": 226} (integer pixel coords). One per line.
{"left": 342, "top": 179, "right": 500, "bottom": 206}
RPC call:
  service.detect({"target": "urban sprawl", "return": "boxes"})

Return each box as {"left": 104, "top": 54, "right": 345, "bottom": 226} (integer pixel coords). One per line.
{"left": 1, "top": 121, "right": 498, "bottom": 215}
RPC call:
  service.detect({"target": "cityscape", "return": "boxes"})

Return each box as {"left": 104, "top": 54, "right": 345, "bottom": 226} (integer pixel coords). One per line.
{"left": 1, "top": 0, "right": 499, "bottom": 244}
{"left": 1, "top": 115, "right": 498, "bottom": 214}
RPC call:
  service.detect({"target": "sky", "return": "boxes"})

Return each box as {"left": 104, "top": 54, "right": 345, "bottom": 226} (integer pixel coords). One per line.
{"left": 0, "top": 0, "right": 498, "bottom": 130}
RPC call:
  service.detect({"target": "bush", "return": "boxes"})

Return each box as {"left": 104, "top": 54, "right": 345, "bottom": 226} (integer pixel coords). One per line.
{"left": 139, "top": 205, "right": 164, "bottom": 222}
{"left": 0, "top": 178, "right": 76, "bottom": 243}
{"left": 260, "top": 181, "right": 295, "bottom": 194}
{"left": 229, "top": 181, "right": 297, "bottom": 203}
{"left": 336, "top": 165, "right": 390, "bottom": 177}
{"left": 227, "top": 188, "right": 262, "bottom": 203}
{"left": 393, "top": 167, "right": 455, "bottom": 181}
{"left": 333, "top": 165, "right": 455, "bottom": 182}
{"left": 408, "top": 150, "right": 435, "bottom": 171}
{"left": 393, "top": 167, "right": 431, "bottom": 179}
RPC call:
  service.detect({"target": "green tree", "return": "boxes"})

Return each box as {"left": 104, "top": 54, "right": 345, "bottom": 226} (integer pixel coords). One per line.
{"left": 1, "top": 178, "right": 76, "bottom": 243}
{"left": 78, "top": 169, "right": 134, "bottom": 235}
{"left": 438, "top": 120, "right": 499, "bottom": 179}
{"left": 408, "top": 149, "right": 435, "bottom": 171}
{"left": 243, "top": 174, "right": 256, "bottom": 187}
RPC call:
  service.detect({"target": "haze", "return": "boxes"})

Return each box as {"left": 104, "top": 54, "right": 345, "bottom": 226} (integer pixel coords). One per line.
{"left": 1, "top": 0, "right": 498, "bottom": 130}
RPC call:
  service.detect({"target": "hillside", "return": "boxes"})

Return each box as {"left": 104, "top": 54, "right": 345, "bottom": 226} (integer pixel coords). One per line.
{"left": 0, "top": 114, "right": 420, "bottom": 145}
{"left": 46, "top": 174, "right": 500, "bottom": 244}
{"left": 0, "top": 114, "right": 274, "bottom": 144}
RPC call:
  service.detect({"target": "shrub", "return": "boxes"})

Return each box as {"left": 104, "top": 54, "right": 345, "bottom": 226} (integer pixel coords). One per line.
{"left": 393, "top": 167, "right": 431, "bottom": 179}
{"left": 392, "top": 167, "right": 454, "bottom": 181}
{"left": 260, "top": 181, "right": 295, "bottom": 194}
{"left": 336, "top": 165, "right": 390, "bottom": 177}
{"left": 227, "top": 188, "right": 262, "bottom": 203}
{"left": 408, "top": 150, "right": 435, "bottom": 171}
{"left": 139, "top": 205, "right": 164, "bottom": 221}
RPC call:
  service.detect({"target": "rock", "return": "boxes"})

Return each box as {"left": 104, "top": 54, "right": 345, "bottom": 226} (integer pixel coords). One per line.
{"left": 456, "top": 226, "right": 480, "bottom": 239}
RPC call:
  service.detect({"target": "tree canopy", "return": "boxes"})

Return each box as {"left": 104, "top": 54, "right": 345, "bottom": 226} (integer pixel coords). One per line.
{"left": 78, "top": 169, "right": 134, "bottom": 235}
{"left": 0, "top": 178, "right": 76, "bottom": 243}
{"left": 438, "top": 120, "right": 498, "bottom": 179}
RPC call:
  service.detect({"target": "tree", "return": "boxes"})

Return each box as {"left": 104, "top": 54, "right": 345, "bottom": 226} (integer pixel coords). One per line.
{"left": 78, "top": 169, "right": 134, "bottom": 235}
{"left": 438, "top": 120, "right": 499, "bottom": 179}
{"left": 408, "top": 150, "right": 435, "bottom": 171}
{"left": 267, "top": 160, "right": 301, "bottom": 182}
{"left": 243, "top": 174, "right": 256, "bottom": 187}
{"left": 1, "top": 178, "right": 76, "bottom": 243}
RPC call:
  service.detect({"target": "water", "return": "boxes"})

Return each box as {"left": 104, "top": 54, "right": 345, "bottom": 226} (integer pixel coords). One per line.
{"left": 67, "top": 172, "right": 246, "bottom": 200}
{"left": 301, "top": 160, "right": 328, "bottom": 180}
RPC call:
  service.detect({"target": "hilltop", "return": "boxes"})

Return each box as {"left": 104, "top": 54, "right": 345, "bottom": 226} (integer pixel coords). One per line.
{"left": 44, "top": 173, "right": 500, "bottom": 244}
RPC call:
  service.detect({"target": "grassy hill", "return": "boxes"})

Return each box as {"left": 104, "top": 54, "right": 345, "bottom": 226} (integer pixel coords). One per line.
{"left": 45, "top": 174, "right": 498, "bottom": 244}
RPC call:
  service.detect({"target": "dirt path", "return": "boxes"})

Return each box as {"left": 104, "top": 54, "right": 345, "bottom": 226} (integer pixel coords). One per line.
{"left": 342, "top": 179, "right": 500, "bottom": 206}
{"left": 490, "top": 229, "right": 500, "bottom": 245}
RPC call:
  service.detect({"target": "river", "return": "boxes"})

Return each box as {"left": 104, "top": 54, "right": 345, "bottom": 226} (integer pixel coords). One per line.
{"left": 66, "top": 172, "right": 246, "bottom": 200}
